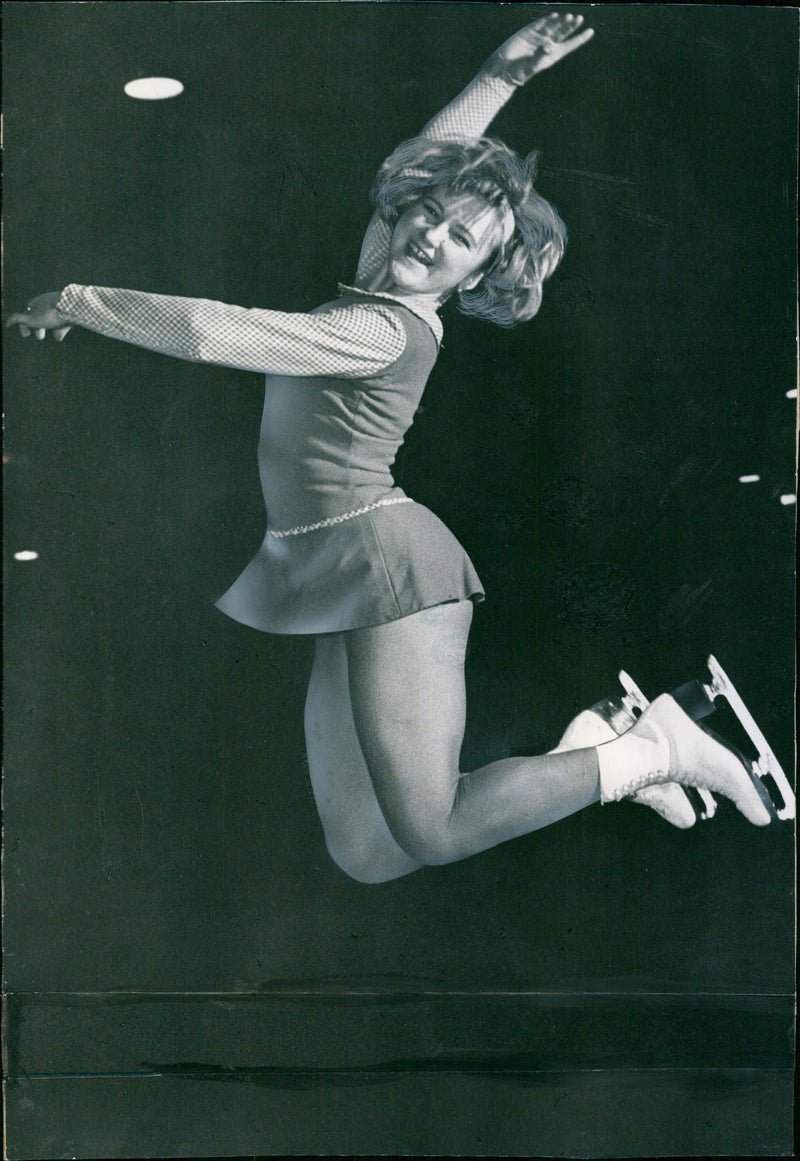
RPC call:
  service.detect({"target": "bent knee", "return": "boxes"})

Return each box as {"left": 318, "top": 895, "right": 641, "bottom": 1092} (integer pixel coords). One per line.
{"left": 386, "top": 822, "right": 460, "bottom": 868}
{"left": 323, "top": 835, "right": 421, "bottom": 885}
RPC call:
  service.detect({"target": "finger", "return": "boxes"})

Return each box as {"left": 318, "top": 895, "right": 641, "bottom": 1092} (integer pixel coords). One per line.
{"left": 19, "top": 325, "right": 31, "bottom": 337}
{"left": 541, "top": 12, "right": 564, "bottom": 36}
{"left": 561, "top": 27, "right": 594, "bottom": 53}
{"left": 54, "top": 326, "right": 72, "bottom": 342}
{"left": 5, "top": 313, "right": 28, "bottom": 327}
{"left": 550, "top": 13, "right": 586, "bottom": 42}
{"left": 35, "top": 328, "right": 46, "bottom": 340}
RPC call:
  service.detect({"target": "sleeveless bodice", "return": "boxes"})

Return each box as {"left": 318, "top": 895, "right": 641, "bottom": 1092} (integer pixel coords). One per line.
{"left": 256, "top": 295, "right": 438, "bottom": 532}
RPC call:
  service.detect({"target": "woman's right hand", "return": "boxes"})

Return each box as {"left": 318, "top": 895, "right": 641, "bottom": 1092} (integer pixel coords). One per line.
{"left": 487, "top": 12, "right": 594, "bottom": 87}
{"left": 6, "top": 292, "right": 73, "bottom": 341}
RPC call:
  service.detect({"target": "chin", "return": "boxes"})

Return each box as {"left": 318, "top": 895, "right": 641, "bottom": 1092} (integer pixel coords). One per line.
{"left": 388, "top": 267, "right": 426, "bottom": 296}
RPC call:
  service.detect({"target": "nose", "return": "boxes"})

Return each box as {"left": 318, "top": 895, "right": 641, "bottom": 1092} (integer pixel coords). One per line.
{"left": 421, "top": 219, "right": 448, "bottom": 247}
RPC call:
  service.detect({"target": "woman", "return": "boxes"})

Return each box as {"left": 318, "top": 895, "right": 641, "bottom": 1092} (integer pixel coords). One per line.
{"left": 8, "top": 14, "right": 774, "bottom": 883}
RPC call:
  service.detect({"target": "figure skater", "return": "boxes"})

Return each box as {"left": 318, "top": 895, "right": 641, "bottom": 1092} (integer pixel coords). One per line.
{"left": 8, "top": 14, "right": 780, "bottom": 884}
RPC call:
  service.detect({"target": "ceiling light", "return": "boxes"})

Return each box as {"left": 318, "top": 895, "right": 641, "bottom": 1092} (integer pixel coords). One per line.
{"left": 124, "top": 77, "right": 184, "bottom": 101}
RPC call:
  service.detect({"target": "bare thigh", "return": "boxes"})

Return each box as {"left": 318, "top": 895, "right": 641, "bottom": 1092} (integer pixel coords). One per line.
{"left": 345, "top": 600, "right": 472, "bottom": 860}
{"left": 304, "top": 632, "right": 421, "bottom": 882}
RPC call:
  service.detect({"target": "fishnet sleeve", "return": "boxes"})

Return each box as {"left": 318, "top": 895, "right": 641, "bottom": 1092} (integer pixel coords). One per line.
{"left": 57, "top": 285, "right": 407, "bottom": 378}
{"left": 420, "top": 70, "right": 517, "bottom": 143}
{"left": 355, "top": 71, "right": 516, "bottom": 285}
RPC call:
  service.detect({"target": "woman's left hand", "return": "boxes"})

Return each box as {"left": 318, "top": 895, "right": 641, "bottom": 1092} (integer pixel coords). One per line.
{"left": 487, "top": 12, "right": 594, "bottom": 87}
{"left": 6, "top": 292, "right": 73, "bottom": 341}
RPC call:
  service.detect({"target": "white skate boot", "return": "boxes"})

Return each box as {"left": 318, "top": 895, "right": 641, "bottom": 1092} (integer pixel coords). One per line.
{"left": 551, "top": 684, "right": 698, "bottom": 829}
{"left": 596, "top": 692, "right": 776, "bottom": 826}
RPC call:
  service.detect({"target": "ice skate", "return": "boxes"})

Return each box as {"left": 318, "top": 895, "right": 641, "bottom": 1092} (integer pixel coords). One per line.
{"left": 596, "top": 692, "right": 776, "bottom": 826}
{"left": 551, "top": 685, "right": 698, "bottom": 829}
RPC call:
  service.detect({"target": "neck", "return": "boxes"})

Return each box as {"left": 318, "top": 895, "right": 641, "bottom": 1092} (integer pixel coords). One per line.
{"left": 363, "top": 264, "right": 446, "bottom": 309}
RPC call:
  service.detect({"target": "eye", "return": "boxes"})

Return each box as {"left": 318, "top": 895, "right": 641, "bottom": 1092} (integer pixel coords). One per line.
{"left": 453, "top": 232, "right": 471, "bottom": 248}
{"left": 421, "top": 200, "right": 440, "bottom": 219}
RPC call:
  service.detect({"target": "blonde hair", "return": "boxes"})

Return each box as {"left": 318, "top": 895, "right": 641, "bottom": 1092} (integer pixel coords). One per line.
{"left": 371, "top": 135, "right": 567, "bottom": 327}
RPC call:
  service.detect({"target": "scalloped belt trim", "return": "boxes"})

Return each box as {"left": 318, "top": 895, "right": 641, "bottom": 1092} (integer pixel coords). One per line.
{"left": 267, "top": 496, "right": 414, "bottom": 538}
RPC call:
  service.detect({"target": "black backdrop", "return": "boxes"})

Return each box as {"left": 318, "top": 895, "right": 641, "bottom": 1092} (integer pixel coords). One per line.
{"left": 3, "top": 4, "right": 796, "bottom": 1157}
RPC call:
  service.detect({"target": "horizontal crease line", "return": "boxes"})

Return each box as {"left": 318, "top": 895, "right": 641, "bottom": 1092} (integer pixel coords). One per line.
{"left": 11, "top": 1066, "right": 794, "bottom": 1082}
{"left": 6, "top": 989, "right": 795, "bottom": 1000}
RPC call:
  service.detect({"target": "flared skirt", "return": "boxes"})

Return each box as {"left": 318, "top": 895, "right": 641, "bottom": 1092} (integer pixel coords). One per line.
{"left": 215, "top": 499, "right": 484, "bottom": 635}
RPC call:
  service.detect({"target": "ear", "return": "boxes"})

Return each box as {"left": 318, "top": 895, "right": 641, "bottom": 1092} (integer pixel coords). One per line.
{"left": 458, "top": 271, "right": 484, "bottom": 293}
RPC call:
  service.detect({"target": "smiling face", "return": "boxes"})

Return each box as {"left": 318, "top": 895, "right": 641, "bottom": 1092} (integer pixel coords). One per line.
{"left": 381, "top": 186, "right": 506, "bottom": 303}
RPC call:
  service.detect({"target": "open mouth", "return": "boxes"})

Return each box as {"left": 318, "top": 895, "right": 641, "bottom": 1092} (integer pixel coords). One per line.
{"left": 407, "top": 241, "right": 434, "bottom": 267}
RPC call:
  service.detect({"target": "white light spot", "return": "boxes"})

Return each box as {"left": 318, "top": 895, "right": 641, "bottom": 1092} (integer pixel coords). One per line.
{"left": 786, "top": 388, "right": 797, "bottom": 399}
{"left": 124, "top": 77, "right": 184, "bottom": 101}
{"left": 14, "top": 550, "right": 39, "bottom": 561}
{"left": 779, "top": 493, "right": 796, "bottom": 506}
{"left": 738, "top": 474, "right": 760, "bottom": 483}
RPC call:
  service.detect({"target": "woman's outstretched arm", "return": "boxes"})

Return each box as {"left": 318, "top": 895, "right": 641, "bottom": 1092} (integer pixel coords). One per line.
{"left": 355, "top": 12, "right": 593, "bottom": 286}
{"left": 5, "top": 287, "right": 411, "bottom": 378}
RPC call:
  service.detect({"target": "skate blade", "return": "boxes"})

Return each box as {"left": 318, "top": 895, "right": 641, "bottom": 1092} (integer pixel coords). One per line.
{"left": 696, "top": 718, "right": 779, "bottom": 825}
{"left": 703, "top": 655, "right": 795, "bottom": 821}
{"left": 617, "top": 671, "right": 716, "bottom": 821}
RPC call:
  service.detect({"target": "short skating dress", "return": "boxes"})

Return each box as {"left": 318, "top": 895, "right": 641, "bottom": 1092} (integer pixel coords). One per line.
{"left": 215, "top": 292, "right": 484, "bottom": 634}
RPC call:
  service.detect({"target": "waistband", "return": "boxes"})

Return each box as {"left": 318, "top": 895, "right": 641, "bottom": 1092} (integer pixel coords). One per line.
{"left": 267, "top": 496, "right": 414, "bottom": 538}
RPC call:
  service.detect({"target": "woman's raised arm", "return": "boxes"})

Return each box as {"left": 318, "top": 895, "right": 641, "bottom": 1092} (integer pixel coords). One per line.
{"left": 355, "top": 12, "right": 593, "bottom": 286}
{"left": 423, "top": 12, "right": 593, "bottom": 142}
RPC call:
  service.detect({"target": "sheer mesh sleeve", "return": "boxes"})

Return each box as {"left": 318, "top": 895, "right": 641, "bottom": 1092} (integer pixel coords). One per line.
{"left": 420, "top": 71, "right": 517, "bottom": 143}
{"left": 355, "top": 70, "right": 517, "bottom": 286}
{"left": 57, "top": 285, "right": 407, "bottom": 379}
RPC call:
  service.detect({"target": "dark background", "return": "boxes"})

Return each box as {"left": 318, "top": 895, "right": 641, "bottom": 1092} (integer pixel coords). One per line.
{"left": 3, "top": 3, "right": 796, "bottom": 1156}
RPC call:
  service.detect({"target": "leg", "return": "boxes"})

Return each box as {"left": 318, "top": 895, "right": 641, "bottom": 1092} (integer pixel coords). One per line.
{"left": 345, "top": 601, "right": 601, "bottom": 866}
{"left": 304, "top": 633, "right": 422, "bottom": 883}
